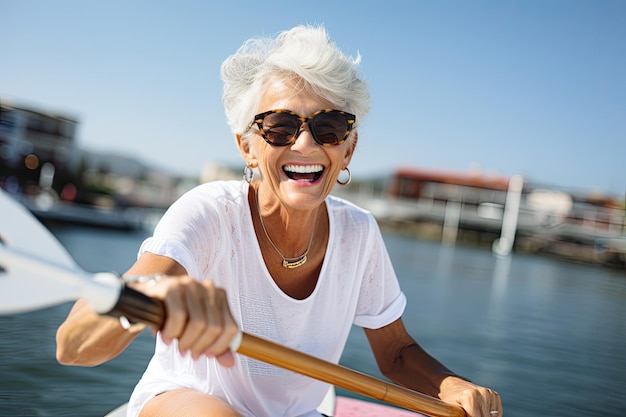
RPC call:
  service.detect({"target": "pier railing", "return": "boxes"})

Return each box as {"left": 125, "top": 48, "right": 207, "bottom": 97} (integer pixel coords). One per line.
{"left": 333, "top": 180, "right": 625, "bottom": 266}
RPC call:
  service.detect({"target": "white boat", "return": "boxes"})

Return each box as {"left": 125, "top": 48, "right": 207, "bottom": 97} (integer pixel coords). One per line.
{"left": 103, "top": 386, "right": 425, "bottom": 417}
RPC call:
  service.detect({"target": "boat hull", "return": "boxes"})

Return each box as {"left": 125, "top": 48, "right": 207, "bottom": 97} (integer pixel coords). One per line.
{"left": 104, "top": 395, "right": 425, "bottom": 417}
{"left": 335, "top": 396, "right": 426, "bottom": 416}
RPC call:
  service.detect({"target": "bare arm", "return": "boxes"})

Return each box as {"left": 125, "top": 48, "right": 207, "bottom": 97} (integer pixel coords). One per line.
{"left": 365, "top": 318, "right": 502, "bottom": 416}
{"left": 364, "top": 318, "right": 459, "bottom": 397}
{"left": 55, "top": 252, "right": 186, "bottom": 367}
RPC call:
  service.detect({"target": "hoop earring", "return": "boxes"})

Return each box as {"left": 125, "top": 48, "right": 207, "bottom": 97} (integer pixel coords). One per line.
{"left": 243, "top": 166, "right": 254, "bottom": 183}
{"left": 337, "top": 167, "right": 352, "bottom": 186}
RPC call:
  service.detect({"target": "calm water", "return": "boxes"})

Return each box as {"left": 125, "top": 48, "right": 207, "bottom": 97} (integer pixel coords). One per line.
{"left": 1, "top": 224, "right": 625, "bottom": 417}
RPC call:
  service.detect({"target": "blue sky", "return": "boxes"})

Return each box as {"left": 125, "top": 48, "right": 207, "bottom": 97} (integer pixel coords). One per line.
{"left": 2, "top": 1, "right": 624, "bottom": 196}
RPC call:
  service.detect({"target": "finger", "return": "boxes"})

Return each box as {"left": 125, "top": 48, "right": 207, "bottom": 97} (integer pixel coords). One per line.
{"left": 177, "top": 281, "right": 210, "bottom": 356}
{"left": 192, "top": 284, "right": 239, "bottom": 361}
{"left": 188, "top": 282, "right": 229, "bottom": 358}
{"left": 457, "top": 387, "right": 497, "bottom": 417}
{"left": 159, "top": 279, "right": 189, "bottom": 345}
{"left": 216, "top": 349, "right": 236, "bottom": 367}
{"left": 204, "top": 293, "right": 239, "bottom": 362}
{"left": 476, "top": 388, "right": 501, "bottom": 417}
{"left": 456, "top": 389, "right": 481, "bottom": 416}
{"left": 489, "top": 389, "right": 503, "bottom": 417}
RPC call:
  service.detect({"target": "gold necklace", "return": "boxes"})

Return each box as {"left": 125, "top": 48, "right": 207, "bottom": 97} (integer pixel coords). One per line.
{"left": 255, "top": 190, "right": 316, "bottom": 269}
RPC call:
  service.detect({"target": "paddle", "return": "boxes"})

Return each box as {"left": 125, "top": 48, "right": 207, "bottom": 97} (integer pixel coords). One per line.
{"left": 0, "top": 190, "right": 465, "bottom": 417}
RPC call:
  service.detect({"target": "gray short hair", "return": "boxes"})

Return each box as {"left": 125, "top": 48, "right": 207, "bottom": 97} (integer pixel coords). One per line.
{"left": 221, "top": 25, "right": 370, "bottom": 141}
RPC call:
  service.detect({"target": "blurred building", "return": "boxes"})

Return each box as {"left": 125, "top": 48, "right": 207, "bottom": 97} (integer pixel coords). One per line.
{"left": 0, "top": 98, "right": 81, "bottom": 179}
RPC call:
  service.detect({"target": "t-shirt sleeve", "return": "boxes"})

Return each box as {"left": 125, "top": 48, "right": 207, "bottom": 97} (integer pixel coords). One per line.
{"left": 353, "top": 292, "right": 406, "bottom": 329}
{"left": 136, "top": 186, "right": 219, "bottom": 279}
{"left": 138, "top": 237, "right": 199, "bottom": 278}
{"left": 352, "top": 215, "right": 406, "bottom": 329}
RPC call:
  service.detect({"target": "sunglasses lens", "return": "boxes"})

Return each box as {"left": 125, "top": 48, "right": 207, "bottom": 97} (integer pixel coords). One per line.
{"left": 256, "top": 110, "right": 354, "bottom": 146}
{"left": 260, "top": 113, "right": 300, "bottom": 145}
{"left": 310, "top": 112, "right": 350, "bottom": 145}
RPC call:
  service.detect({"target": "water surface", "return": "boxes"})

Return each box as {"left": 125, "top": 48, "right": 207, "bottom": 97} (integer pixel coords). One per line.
{"left": 1, "top": 225, "right": 624, "bottom": 416}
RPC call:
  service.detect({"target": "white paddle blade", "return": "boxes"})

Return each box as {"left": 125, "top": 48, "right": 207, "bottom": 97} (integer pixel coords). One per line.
{"left": 0, "top": 244, "right": 113, "bottom": 314}
{"left": 0, "top": 189, "right": 82, "bottom": 313}
{"left": 0, "top": 189, "right": 121, "bottom": 314}
{"left": 0, "top": 189, "right": 78, "bottom": 269}
{"left": 0, "top": 260, "right": 82, "bottom": 313}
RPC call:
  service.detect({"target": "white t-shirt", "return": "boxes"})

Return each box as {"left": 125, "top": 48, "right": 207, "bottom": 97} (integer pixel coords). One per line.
{"left": 127, "top": 181, "right": 406, "bottom": 417}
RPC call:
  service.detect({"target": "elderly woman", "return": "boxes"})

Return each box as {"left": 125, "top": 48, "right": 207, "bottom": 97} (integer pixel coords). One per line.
{"left": 56, "top": 25, "right": 503, "bottom": 417}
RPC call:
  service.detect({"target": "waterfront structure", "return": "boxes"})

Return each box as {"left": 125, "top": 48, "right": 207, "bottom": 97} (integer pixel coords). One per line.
{"left": 334, "top": 167, "right": 625, "bottom": 267}
{"left": 0, "top": 98, "right": 190, "bottom": 230}
{"left": 0, "top": 98, "right": 81, "bottom": 178}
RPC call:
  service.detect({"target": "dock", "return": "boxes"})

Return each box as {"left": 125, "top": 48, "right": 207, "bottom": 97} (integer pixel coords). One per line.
{"left": 15, "top": 192, "right": 163, "bottom": 232}
{"left": 334, "top": 168, "right": 626, "bottom": 269}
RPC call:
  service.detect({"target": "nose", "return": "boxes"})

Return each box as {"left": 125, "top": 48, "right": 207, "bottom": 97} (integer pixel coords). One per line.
{"left": 290, "top": 122, "right": 317, "bottom": 152}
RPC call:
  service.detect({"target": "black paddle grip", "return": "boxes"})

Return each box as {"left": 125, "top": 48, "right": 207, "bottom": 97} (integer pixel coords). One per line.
{"left": 106, "top": 284, "right": 165, "bottom": 329}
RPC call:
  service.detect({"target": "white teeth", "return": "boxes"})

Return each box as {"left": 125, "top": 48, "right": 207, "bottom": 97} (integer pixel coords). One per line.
{"left": 283, "top": 164, "right": 324, "bottom": 173}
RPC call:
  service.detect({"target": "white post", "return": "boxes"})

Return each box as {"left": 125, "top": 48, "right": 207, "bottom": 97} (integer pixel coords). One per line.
{"left": 493, "top": 175, "right": 524, "bottom": 257}
{"left": 39, "top": 162, "right": 55, "bottom": 190}
{"left": 442, "top": 201, "right": 461, "bottom": 245}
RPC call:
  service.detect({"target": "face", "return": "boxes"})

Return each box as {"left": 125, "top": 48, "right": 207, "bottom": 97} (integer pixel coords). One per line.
{"left": 237, "top": 79, "right": 357, "bottom": 211}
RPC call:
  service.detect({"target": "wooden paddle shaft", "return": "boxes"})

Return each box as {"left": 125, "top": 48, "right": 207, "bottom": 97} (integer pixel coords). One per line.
{"left": 238, "top": 332, "right": 466, "bottom": 417}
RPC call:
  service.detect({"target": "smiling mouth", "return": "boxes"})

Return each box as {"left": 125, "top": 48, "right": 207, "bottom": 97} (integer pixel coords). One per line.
{"left": 283, "top": 164, "right": 324, "bottom": 182}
